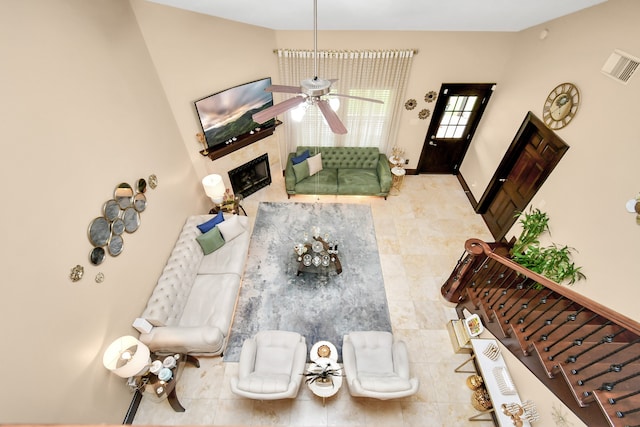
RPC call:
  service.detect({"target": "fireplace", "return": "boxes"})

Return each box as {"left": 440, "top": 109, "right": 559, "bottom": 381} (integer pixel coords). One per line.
{"left": 228, "top": 153, "right": 272, "bottom": 198}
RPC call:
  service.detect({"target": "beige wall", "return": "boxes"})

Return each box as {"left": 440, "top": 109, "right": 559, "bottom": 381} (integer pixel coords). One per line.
{"left": 0, "top": 0, "right": 205, "bottom": 423}
{"left": 1, "top": 0, "right": 637, "bottom": 423}
{"left": 461, "top": 0, "right": 640, "bottom": 321}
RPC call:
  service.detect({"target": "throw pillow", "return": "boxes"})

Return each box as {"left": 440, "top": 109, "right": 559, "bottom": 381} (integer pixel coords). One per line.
{"left": 217, "top": 214, "right": 246, "bottom": 242}
{"left": 292, "top": 159, "right": 310, "bottom": 183}
{"left": 197, "top": 210, "right": 224, "bottom": 233}
{"left": 307, "top": 152, "right": 323, "bottom": 176}
{"left": 291, "top": 149, "right": 310, "bottom": 165}
{"left": 196, "top": 226, "right": 225, "bottom": 255}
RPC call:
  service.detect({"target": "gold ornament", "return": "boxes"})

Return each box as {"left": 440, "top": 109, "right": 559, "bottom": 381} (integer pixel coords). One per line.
{"left": 425, "top": 91, "right": 437, "bottom": 103}
{"left": 418, "top": 109, "right": 431, "bottom": 120}
{"left": 404, "top": 99, "right": 417, "bottom": 110}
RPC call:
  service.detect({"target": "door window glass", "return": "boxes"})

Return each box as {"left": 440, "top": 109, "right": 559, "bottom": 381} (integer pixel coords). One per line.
{"left": 436, "top": 96, "right": 478, "bottom": 138}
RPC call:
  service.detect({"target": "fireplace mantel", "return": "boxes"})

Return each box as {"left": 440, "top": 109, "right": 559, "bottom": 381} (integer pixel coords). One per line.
{"left": 200, "top": 120, "right": 282, "bottom": 161}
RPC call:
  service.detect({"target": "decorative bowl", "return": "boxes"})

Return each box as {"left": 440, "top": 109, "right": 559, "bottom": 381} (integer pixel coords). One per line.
{"left": 158, "top": 367, "right": 173, "bottom": 382}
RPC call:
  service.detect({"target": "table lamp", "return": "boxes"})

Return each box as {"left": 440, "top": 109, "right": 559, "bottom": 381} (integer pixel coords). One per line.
{"left": 103, "top": 335, "right": 151, "bottom": 378}
{"left": 202, "top": 174, "right": 226, "bottom": 205}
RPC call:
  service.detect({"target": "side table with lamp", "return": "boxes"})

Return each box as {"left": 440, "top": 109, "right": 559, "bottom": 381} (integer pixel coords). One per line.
{"left": 202, "top": 173, "right": 246, "bottom": 215}
{"left": 102, "top": 336, "right": 199, "bottom": 413}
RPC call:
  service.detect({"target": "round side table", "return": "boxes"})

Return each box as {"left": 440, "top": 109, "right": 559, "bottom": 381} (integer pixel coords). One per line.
{"left": 306, "top": 357, "right": 343, "bottom": 405}
{"left": 310, "top": 340, "right": 338, "bottom": 362}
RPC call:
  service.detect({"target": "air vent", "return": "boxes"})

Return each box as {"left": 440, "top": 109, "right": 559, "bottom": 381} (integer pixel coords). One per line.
{"left": 601, "top": 49, "right": 639, "bottom": 84}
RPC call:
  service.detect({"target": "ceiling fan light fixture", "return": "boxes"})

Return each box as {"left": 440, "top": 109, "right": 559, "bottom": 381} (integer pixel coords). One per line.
{"left": 291, "top": 102, "right": 309, "bottom": 122}
{"left": 301, "top": 77, "right": 332, "bottom": 97}
{"left": 329, "top": 97, "right": 340, "bottom": 112}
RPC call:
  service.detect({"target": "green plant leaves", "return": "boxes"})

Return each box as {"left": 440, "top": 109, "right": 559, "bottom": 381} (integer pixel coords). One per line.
{"left": 510, "top": 208, "right": 585, "bottom": 285}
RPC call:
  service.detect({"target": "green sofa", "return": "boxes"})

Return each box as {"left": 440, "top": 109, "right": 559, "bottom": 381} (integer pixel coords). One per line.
{"left": 285, "top": 146, "right": 392, "bottom": 198}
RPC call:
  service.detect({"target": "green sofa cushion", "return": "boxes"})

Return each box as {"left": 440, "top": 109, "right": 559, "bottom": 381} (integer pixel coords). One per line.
{"left": 292, "top": 160, "right": 310, "bottom": 183}
{"left": 338, "top": 169, "right": 381, "bottom": 194}
{"left": 294, "top": 168, "right": 338, "bottom": 194}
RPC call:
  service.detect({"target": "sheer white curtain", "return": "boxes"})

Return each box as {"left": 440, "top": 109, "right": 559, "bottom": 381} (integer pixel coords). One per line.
{"left": 275, "top": 49, "right": 414, "bottom": 154}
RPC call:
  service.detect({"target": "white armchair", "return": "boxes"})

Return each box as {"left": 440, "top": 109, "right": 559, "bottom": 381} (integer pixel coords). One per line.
{"left": 342, "top": 331, "right": 419, "bottom": 400}
{"left": 230, "top": 330, "right": 307, "bottom": 400}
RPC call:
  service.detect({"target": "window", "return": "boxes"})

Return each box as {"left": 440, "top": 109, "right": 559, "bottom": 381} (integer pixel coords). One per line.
{"left": 436, "top": 95, "right": 478, "bottom": 139}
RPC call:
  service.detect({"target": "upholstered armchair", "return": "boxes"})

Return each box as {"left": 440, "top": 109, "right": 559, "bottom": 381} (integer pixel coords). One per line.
{"left": 342, "top": 331, "right": 419, "bottom": 399}
{"left": 230, "top": 330, "right": 307, "bottom": 400}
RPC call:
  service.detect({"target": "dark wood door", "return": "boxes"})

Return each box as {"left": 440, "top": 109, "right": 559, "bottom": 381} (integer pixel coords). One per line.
{"left": 418, "top": 83, "right": 495, "bottom": 174}
{"left": 477, "top": 112, "right": 569, "bottom": 240}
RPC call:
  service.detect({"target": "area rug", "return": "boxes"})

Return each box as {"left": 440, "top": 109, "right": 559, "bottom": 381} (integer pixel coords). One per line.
{"left": 224, "top": 202, "right": 391, "bottom": 362}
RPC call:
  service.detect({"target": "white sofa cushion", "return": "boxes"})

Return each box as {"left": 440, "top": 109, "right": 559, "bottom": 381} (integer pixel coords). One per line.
{"left": 198, "top": 215, "right": 250, "bottom": 276}
{"left": 349, "top": 330, "right": 394, "bottom": 373}
{"left": 179, "top": 273, "right": 240, "bottom": 334}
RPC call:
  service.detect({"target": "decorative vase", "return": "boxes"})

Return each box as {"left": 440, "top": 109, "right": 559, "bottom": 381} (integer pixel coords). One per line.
{"left": 466, "top": 374, "right": 483, "bottom": 390}
{"left": 471, "top": 387, "right": 493, "bottom": 411}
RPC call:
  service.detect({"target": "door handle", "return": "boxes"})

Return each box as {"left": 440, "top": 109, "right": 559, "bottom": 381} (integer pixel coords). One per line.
{"left": 429, "top": 141, "right": 438, "bottom": 147}
{"left": 499, "top": 178, "right": 507, "bottom": 182}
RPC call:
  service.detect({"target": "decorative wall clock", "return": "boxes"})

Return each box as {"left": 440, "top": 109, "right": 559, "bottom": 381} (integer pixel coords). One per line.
{"left": 542, "top": 82, "right": 580, "bottom": 130}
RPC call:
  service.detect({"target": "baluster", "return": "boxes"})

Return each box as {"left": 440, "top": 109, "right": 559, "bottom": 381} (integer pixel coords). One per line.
{"left": 615, "top": 406, "right": 640, "bottom": 419}
{"left": 566, "top": 329, "right": 626, "bottom": 363}
{"left": 543, "top": 314, "right": 599, "bottom": 352}
{"left": 577, "top": 354, "right": 640, "bottom": 385}
{"left": 502, "top": 283, "right": 537, "bottom": 322}
{"left": 525, "top": 302, "right": 575, "bottom": 341}
{"left": 496, "top": 278, "right": 528, "bottom": 310}
{"left": 599, "top": 370, "right": 640, "bottom": 391}
{"left": 609, "top": 389, "right": 640, "bottom": 404}
{"left": 549, "top": 321, "right": 612, "bottom": 361}
{"left": 520, "top": 296, "right": 566, "bottom": 333}
{"left": 486, "top": 270, "right": 515, "bottom": 306}
{"left": 539, "top": 307, "right": 586, "bottom": 342}
{"left": 505, "top": 281, "right": 542, "bottom": 324}
{"left": 469, "top": 257, "right": 490, "bottom": 295}
{"left": 571, "top": 337, "right": 640, "bottom": 375}
{"left": 476, "top": 260, "right": 505, "bottom": 296}
{"left": 517, "top": 290, "right": 555, "bottom": 324}
{"left": 489, "top": 281, "right": 515, "bottom": 310}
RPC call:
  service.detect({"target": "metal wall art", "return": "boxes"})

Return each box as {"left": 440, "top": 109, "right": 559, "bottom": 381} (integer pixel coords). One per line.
{"left": 418, "top": 109, "right": 431, "bottom": 119}
{"left": 404, "top": 99, "right": 417, "bottom": 110}
{"left": 425, "top": 90, "right": 437, "bottom": 103}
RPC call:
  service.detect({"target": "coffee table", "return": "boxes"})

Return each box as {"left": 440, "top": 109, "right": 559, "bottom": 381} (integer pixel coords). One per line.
{"left": 295, "top": 236, "right": 342, "bottom": 276}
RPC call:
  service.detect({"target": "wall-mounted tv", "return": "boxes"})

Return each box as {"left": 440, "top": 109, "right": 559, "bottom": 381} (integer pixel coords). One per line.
{"left": 194, "top": 77, "right": 276, "bottom": 159}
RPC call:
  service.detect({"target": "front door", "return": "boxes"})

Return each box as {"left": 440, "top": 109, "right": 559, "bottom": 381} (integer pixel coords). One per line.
{"left": 477, "top": 112, "right": 570, "bottom": 240}
{"left": 418, "top": 83, "right": 495, "bottom": 174}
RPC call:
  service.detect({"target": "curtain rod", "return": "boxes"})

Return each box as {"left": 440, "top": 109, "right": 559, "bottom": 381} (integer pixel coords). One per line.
{"left": 273, "top": 48, "right": 419, "bottom": 55}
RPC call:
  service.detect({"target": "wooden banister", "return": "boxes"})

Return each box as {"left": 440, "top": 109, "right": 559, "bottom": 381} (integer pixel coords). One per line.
{"left": 464, "top": 238, "right": 640, "bottom": 337}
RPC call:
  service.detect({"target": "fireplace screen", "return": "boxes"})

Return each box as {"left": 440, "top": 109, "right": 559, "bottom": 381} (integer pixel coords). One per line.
{"left": 228, "top": 153, "right": 272, "bottom": 198}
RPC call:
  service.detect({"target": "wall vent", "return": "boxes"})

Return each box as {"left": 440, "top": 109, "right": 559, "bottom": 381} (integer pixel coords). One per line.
{"left": 601, "top": 49, "right": 639, "bottom": 84}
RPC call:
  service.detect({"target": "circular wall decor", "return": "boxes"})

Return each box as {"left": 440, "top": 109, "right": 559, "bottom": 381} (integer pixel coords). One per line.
{"left": 418, "top": 109, "right": 431, "bottom": 120}
{"left": 542, "top": 82, "right": 580, "bottom": 130}
{"left": 404, "top": 99, "right": 417, "bottom": 110}
{"left": 425, "top": 91, "right": 437, "bottom": 103}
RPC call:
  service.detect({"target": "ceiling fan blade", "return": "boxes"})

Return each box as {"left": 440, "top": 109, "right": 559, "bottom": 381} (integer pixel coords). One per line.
{"left": 266, "top": 84, "right": 302, "bottom": 94}
{"left": 330, "top": 93, "right": 384, "bottom": 104}
{"left": 253, "top": 96, "right": 306, "bottom": 123}
{"left": 317, "top": 99, "right": 347, "bottom": 134}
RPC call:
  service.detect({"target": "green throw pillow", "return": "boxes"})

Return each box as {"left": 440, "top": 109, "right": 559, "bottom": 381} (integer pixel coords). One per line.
{"left": 196, "top": 226, "right": 225, "bottom": 255}
{"left": 292, "top": 159, "right": 310, "bottom": 183}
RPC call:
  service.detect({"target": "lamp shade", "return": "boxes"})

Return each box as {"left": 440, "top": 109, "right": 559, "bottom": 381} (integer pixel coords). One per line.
{"left": 202, "top": 174, "right": 226, "bottom": 204}
{"left": 103, "top": 335, "right": 150, "bottom": 378}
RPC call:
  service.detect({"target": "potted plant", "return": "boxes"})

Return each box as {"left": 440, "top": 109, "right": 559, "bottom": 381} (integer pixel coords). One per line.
{"left": 303, "top": 362, "right": 343, "bottom": 388}
{"left": 510, "top": 208, "right": 586, "bottom": 285}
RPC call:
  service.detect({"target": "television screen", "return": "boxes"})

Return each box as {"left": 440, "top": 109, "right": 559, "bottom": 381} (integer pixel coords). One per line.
{"left": 194, "top": 77, "right": 275, "bottom": 151}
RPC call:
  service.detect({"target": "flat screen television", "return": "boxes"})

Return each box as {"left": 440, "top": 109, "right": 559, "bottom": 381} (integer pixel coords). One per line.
{"left": 194, "top": 77, "right": 275, "bottom": 155}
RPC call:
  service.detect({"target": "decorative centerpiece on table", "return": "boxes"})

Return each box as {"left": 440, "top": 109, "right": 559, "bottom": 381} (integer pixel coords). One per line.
{"left": 294, "top": 227, "right": 339, "bottom": 268}
{"left": 304, "top": 359, "right": 343, "bottom": 388}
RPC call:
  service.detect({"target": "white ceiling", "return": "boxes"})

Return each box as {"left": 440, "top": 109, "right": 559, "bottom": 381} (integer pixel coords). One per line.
{"left": 147, "top": 0, "right": 606, "bottom": 31}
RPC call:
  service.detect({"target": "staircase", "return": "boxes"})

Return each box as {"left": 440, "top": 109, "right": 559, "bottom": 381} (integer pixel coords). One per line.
{"left": 442, "top": 238, "right": 640, "bottom": 427}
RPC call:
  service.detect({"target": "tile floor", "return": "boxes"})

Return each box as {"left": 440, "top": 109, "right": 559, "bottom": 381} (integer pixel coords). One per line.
{"left": 133, "top": 173, "right": 495, "bottom": 426}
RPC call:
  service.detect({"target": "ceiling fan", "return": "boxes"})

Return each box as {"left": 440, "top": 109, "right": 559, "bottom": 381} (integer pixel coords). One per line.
{"left": 252, "top": 0, "right": 383, "bottom": 135}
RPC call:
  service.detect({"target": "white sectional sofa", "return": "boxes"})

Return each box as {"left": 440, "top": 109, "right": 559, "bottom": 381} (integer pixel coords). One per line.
{"left": 136, "top": 213, "right": 250, "bottom": 355}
